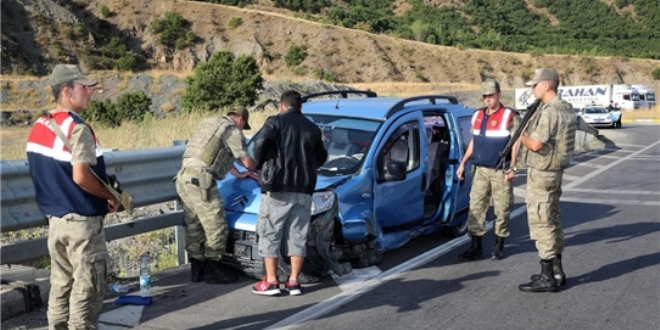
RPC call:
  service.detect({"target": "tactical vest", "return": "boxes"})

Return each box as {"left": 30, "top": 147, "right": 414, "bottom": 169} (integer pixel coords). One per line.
{"left": 523, "top": 98, "right": 576, "bottom": 171}
{"left": 182, "top": 116, "right": 235, "bottom": 179}
{"left": 470, "top": 106, "right": 515, "bottom": 168}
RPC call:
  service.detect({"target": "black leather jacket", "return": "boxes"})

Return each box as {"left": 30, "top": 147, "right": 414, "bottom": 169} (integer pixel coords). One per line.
{"left": 253, "top": 109, "right": 328, "bottom": 195}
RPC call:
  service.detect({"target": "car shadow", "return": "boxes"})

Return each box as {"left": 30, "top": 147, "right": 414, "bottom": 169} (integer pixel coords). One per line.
{"left": 315, "top": 271, "right": 499, "bottom": 321}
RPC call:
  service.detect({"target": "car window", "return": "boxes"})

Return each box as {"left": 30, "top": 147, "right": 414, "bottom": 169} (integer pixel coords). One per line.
{"left": 585, "top": 107, "right": 607, "bottom": 114}
{"left": 457, "top": 116, "right": 473, "bottom": 152}
{"left": 376, "top": 121, "right": 421, "bottom": 177}
{"left": 246, "top": 114, "right": 382, "bottom": 176}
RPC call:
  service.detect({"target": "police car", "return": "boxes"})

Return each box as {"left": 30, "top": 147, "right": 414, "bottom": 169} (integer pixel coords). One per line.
{"left": 578, "top": 106, "right": 621, "bottom": 128}
{"left": 218, "top": 91, "right": 477, "bottom": 281}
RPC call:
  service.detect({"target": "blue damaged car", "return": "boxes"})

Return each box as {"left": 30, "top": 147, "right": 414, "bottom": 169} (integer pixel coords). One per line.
{"left": 218, "top": 91, "right": 477, "bottom": 281}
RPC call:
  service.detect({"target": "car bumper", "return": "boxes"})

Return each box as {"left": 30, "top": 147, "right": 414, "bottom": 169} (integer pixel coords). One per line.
{"left": 585, "top": 120, "right": 613, "bottom": 127}
{"left": 222, "top": 204, "right": 340, "bottom": 280}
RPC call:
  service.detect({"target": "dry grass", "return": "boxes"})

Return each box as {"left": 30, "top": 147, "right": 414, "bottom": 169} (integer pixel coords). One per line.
{"left": 622, "top": 106, "right": 660, "bottom": 120}
{"left": 348, "top": 82, "right": 480, "bottom": 97}
{"left": 0, "top": 109, "right": 278, "bottom": 160}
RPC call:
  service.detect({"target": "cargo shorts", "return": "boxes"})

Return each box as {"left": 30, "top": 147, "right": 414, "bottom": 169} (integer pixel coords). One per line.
{"left": 257, "top": 192, "right": 313, "bottom": 258}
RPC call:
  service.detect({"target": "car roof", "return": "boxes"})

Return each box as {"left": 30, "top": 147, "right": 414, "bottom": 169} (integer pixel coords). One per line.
{"left": 301, "top": 96, "right": 474, "bottom": 120}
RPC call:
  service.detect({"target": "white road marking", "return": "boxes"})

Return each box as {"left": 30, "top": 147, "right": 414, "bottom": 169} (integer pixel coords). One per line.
{"left": 613, "top": 143, "right": 647, "bottom": 148}
{"left": 584, "top": 154, "right": 622, "bottom": 159}
{"left": 99, "top": 305, "right": 144, "bottom": 327}
{"left": 630, "top": 155, "right": 660, "bottom": 159}
{"left": 563, "top": 188, "right": 660, "bottom": 196}
{"left": 601, "top": 148, "right": 635, "bottom": 153}
{"left": 265, "top": 207, "right": 527, "bottom": 330}
{"left": 514, "top": 187, "right": 526, "bottom": 198}
{"left": 569, "top": 161, "right": 602, "bottom": 169}
{"left": 562, "top": 174, "right": 582, "bottom": 181}
{"left": 560, "top": 197, "right": 660, "bottom": 207}
{"left": 564, "top": 140, "right": 660, "bottom": 189}
{"left": 331, "top": 266, "right": 383, "bottom": 291}
{"left": 99, "top": 324, "right": 129, "bottom": 330}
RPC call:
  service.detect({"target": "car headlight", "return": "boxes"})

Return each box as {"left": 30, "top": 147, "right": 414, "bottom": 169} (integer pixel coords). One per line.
{"left": 311, "top": 191, "right": 335, "bottom": 216}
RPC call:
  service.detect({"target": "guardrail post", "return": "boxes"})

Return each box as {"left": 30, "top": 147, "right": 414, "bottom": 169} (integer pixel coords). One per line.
{"left": 172, "top": 140, "right": 188, "bottom": 266}
{"left": 174, "top": 200, "right": 188, "bottom": 266}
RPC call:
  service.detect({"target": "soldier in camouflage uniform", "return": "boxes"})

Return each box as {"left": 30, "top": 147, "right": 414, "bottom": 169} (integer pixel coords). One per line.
{"left": 175, "top": 106, "right": 257, "bottom": 284}
{"left": 27, "top": 64, "right": 121, "bottom": 330}
{"left": 457, "top": 79, "right": 521, "bottom": 261}
{"left": 518, "top": 68, "right": 576, "bottom": 293}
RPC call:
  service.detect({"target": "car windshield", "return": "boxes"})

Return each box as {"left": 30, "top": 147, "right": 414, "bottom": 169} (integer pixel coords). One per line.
{"left": 246, "top": 114, "right": 382, "bottom": 176}
{"left": 648, "top": 94, "right": 656, "bottom": 102}
{"left": 585, "top": 107, "right": 607, "bottom": 114}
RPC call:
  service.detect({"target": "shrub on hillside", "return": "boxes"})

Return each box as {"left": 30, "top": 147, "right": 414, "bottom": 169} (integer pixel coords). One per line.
{"left": 180, "top": 51, "right": 264, "bottom": 111}
{"left": 117, "top": 52, "right": 138, "bottom": 72}
{"left": 151, "top": 12, "right": 196, "bottom": 49}
{"left": 652, "top": 68, "right": 660, "bottom": 80}
{"left": 82, "top": 99, "right": 120, "bottom": 127}
{"left": 115, "top": 92, "right": 152, "bottom": 122}
{"left": 228, "top": 17, "right": 243, "bottom": 28}
{"left": 285, "top": 45, "right": 307, "bottom": 67}
{"left": 82, "top": 92, "right": 152, "bottom": 127}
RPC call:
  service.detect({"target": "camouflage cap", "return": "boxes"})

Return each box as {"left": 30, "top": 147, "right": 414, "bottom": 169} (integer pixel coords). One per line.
{"left": 481, "top": 79, "right": 501, "bottom": 95}
{"left": 49, "top": 64, "right": 98, "bottom": 86}
{"left": 525, "top": 68, "right": 559, "bottom": 86}
{"left": 228, "top": 106, "right": 251, "bottom": 130}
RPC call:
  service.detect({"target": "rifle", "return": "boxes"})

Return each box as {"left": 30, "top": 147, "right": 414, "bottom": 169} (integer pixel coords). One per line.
{"left": 496, "top": 99, "right": 542, "bottom": 170}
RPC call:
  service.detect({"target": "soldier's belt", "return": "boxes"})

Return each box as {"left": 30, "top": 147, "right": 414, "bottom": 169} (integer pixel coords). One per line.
{"left": 180, "top": 166, "right": 214, "bottom": 177}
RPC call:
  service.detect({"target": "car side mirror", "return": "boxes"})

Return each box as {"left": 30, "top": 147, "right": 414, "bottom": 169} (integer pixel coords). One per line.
{"left": 384, "top": 161, "right": 406, "bottom": 181}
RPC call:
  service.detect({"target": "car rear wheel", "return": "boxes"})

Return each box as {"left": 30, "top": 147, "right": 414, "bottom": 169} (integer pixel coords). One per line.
{"left": 443, "top": 218, "right": 469, "bottom": 238}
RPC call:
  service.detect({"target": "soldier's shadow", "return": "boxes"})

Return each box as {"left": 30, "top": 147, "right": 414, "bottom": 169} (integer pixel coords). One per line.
{"left": 501, "top": 201, "right": 619, "bottom": 257}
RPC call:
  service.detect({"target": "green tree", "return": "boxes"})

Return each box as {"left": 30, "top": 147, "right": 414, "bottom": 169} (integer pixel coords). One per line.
{"left": 180, "top": 51, "right": 264, "bottom": 110}
{"left": 82, "top": 100, "right": 119, "bottom": 127}
{"left": 114, "top": 92, "right": 152, "bottom": 122}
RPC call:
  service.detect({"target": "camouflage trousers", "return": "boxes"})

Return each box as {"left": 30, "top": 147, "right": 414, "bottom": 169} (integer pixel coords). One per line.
{"left": 526, "top": 167, "right": 564, "bottom": 260}
{"left": 47, "top": 213, "right": 108, "bottom": 330}
{"left": 467, "top": 166, "right": 513, "bottom": 237}
{"left": 175, "top": 169, "right": 228, "bottom": 262}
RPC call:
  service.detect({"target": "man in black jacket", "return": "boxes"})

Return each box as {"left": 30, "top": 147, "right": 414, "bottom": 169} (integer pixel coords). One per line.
{"left": 251, "top": 90, "right": 328, "bottom": 296}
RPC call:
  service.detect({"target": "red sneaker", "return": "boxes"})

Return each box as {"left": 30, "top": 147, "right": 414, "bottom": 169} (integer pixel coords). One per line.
{"left": 285, "top": 276, "right": 302, "bottom": 296}
{"left": 252, "top": 277, "right": 281, "bottom": 296}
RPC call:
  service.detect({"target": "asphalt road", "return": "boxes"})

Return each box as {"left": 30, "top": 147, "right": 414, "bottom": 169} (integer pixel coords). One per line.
{"left": 3, "top": 124, "right": 659, "bottom": 330}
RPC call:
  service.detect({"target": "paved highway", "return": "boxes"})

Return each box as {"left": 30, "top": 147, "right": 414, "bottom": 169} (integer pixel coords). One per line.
{"left": 3, "top": 124, "right": 659, "bottom": 330}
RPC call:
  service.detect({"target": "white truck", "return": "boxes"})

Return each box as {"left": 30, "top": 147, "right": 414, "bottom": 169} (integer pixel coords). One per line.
{"left": 514, "top": 84, "right": 643, "bottom": 111}
{"left": 630, "top": 85, "right": 656, "bottom": 108}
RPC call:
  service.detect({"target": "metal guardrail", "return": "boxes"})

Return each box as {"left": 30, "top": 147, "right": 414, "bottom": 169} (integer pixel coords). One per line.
{"left": 1, "top": 145, "right": 186, "bottom": 265}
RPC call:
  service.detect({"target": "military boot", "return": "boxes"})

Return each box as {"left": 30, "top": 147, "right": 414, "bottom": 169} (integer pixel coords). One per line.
{"left": 190, "top": 258, "right": 205, "bottom": 282}
{"left": 491, "top": 236, "right": 505, "bottom": 260}
{"left": 531, "top": 254, "right": 566, "bottom": 286}
{"left": 519, "top": 259, "right": 558, "bottom": 293}
{"left": 457, "top": 235, "right": 483, "bottom": 261}
{"left": 204, "top": 260, "right": 239, "bottom": 284}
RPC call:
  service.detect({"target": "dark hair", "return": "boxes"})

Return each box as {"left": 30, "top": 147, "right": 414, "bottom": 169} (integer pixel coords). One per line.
{"left": 52, "top": 82, "right": 74, "bottom": 102}
{"left": 280, "top": 90, "right": 302, "bottom": 111}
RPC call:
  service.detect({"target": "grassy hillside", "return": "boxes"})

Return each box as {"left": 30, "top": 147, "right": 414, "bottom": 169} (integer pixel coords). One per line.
{"left": 1, "top": 0, "right": 659, "bottom": 91}
{"left": 222, "top": 0, "right": 660, "bottom": 59}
